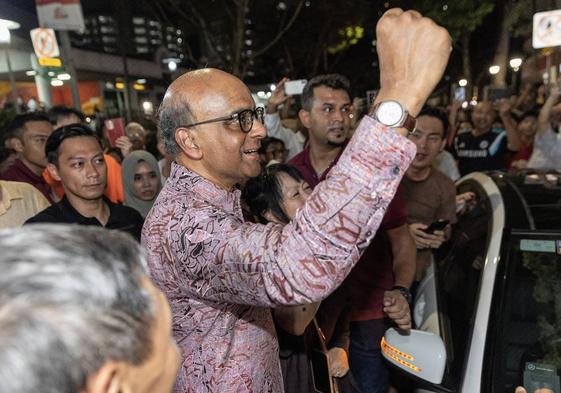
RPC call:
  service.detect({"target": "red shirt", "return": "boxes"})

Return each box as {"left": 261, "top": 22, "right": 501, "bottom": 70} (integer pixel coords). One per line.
{"left": 0, "top": 159, "right": 53, "bottom": 203}
{"left": 288, "top": 143, "right": 345, "bottom": 187}
{"left": 289, "top": 143, "right": 407, "bottom": 321}
{"left": 507, "top": 143, "right": 533, "bottom": 169}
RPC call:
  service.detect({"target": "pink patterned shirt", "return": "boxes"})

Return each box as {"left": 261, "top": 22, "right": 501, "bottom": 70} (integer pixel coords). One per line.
{"left": 142, "top": 116, "right": 416, "bottom": 392}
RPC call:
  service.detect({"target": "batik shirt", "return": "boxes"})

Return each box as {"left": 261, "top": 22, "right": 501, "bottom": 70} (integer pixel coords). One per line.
{"left": 142, "top": 116, "right": 416, "bottom": 393}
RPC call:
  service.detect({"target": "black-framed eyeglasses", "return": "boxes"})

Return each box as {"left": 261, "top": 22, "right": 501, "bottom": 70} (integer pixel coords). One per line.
{"left": 179, "top": 107, "right": 265, "bottom": 133}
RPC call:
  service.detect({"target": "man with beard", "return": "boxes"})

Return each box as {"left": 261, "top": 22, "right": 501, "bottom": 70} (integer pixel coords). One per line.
{"left": 288, "top": 74, "right": 353, "bottom": 185}
{"left": 289, "top": 74, "right": 417, "bottom": 393}
{"left": 451, "top": 101, "right": 509, "bottom": 176}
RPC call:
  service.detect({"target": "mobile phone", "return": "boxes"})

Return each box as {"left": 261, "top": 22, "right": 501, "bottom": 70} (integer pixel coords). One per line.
{"left": 423, "top": 219, "right": 450, "bottom": 234}
{"left": 284, "top": 79, "right": 307, "bottom": 95}
{"left": 453, "top": 87, "right": 466, "bottom": 102}
{"left": 104, "top": 118, "right": 125, "bottom": 147}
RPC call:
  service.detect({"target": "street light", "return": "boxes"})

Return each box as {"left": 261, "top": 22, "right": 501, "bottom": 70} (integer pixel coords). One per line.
{"left": 509, "top": 57, "right": 523, "bottom": 72}
{"left": 0, "top": 18, "right": 21, "bottom": 111}
{"left": 489, "top": 65, "right": 500, "bottom": 75}
{"left": 458, "top": 79, "right": 468, "bottom": 87}
{"left": 162, "top": 57, "right": 180, "bottom": 73}
{"left": 509, "top": 57, "right": 523, "bottom": 89}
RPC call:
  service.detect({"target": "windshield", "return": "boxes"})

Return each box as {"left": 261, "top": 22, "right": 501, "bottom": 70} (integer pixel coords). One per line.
{"left": 485, "top": 232, "right": 561, "bottom": 393}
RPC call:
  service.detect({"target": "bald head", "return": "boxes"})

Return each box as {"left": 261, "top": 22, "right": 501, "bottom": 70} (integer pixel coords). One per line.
{"left": 471, "top": 101, "right": 496, "bottom": 134}
{"left": 158, "top": 69, "right": 251, "bottom": 155}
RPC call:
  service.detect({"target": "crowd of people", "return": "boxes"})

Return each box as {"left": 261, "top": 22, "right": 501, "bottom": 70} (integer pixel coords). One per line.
{"left": 0, "top": 7, "right": 552, "bottom": 393}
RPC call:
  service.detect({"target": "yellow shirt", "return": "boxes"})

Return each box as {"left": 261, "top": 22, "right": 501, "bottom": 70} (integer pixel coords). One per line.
{"left": 0, "top": 180, "right": 51, "bottom": 229}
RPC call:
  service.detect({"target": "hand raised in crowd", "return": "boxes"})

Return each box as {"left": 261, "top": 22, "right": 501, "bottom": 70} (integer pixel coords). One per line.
{"left": 549, "top": 83, "right": 561, "bottom": 98}
{"left": 328, "top": 347, "right": 350, "bottom": 378}
{"left": 115, "top": 135, "right": 133, "bottom": 157}
{"left": 497, "top": 98, "right": 513, "bottom": 116}
{"left": 456, "top": 191, "right": 476, "bottom": 214}
{"left": 266, "top": 77, "right": 292, "bottom": 114}
{"left": 383, "top": 290, "right": 411, "bottom": 331}
{"left": 374, "top": 8, "right": 452, "bottom": 120}
{"left": 408, "top": 223, "right": 446, "bottom": 249}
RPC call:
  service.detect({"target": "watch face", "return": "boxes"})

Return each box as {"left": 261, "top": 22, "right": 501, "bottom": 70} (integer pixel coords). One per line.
{"left": 377, "top": 101, "right": 404, "bottom": 126}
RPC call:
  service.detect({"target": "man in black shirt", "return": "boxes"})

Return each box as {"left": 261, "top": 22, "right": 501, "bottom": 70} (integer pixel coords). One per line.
{"left": 26, "top": 124, "right": 143, "bottom": 240}
{"left": 451, "top": 101, "right": 508, "bottom": 175}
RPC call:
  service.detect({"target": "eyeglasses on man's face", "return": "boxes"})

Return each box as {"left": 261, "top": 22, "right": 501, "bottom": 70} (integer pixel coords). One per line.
{"left": 178, "top": 107, "right": 265, "bottom": 133}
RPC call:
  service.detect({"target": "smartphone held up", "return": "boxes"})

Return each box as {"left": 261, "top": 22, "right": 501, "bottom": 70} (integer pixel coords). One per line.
{"left": 284, "top": 79, "right": 307, "bottom": 95}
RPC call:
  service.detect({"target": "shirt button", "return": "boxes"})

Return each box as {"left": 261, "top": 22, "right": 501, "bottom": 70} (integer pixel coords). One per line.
{"left": 392, "top": 166, "right": 400, "bottom": 175}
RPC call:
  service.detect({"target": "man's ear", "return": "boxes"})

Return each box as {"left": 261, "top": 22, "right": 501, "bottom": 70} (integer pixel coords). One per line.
{"left": 82, "top": 362, "right": 128, "bottom": 393}
{"left": 298, "top": 109, "right": 311, "bottom": 130}
{"left": 439, "top": 138, "right": 446, "bottom": 152}
{"left": 6, "top": 137, "right": 23, "bottom": 153}
{"left": 46, "top": 163, "right": 61, "bottom": 182}
{"left": 175, "top": 128, "right": 202, "bottom": 160}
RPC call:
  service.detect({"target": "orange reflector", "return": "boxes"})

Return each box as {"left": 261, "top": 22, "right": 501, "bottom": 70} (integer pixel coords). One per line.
{"left": 381, "top": 337, "right": 421, "bottom": 372}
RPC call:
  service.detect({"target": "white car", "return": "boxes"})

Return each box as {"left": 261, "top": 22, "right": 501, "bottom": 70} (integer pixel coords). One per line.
{"left": 383, "top": 171, "right": 561, "bottom": 393}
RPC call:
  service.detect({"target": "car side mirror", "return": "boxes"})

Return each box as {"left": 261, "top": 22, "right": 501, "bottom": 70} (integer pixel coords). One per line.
{"left": 382, "top": 328, "right": 447, "bottom": 384}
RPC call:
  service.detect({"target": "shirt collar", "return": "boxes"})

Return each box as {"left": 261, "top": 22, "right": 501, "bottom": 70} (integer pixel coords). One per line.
{"left": 301, "top": 141, "right": 348, "bottom": 184}
{"left": 0, "top": 181, "right": 25, "bottom": 215}
{"left": 168, "top": 162, "right": 241, "bottom": 213}
{"left": 59, "top": 195, "right": 114, "bottom": 225}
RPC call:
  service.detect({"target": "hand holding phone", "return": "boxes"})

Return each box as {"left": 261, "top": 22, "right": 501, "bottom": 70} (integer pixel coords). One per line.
{"left": 284, "top": 79, "right": 307, "bottom": 96}
{"left": 422, "top": 219, "right": 450, "bottom": 234}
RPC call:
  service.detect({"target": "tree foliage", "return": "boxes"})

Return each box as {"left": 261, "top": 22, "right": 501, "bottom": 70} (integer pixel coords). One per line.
{"left": 412, "top": 0, "right": 495, "bottom": 41}
{"left": 144, "top": 0, "right": 372, "bottom": 83}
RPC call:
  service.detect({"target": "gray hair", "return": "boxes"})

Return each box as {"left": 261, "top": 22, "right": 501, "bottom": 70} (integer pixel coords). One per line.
{"left": 0, "top": 225, "right": 155, "bottom": 393}
{"left": 157, "top": 92, "right": 194, "bottom": 155}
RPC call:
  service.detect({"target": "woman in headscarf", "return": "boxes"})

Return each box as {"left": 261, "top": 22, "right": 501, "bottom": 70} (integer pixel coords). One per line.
{"left": 121, "top": 150, "right": 161, "bottom": 218}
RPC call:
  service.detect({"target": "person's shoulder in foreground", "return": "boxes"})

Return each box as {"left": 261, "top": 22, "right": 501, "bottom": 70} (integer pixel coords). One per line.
{"left": 0, "top": 224, "right": 180, "bottom": 393}
{"left": 0, "top": 180, "right": 51, "bottom": 229}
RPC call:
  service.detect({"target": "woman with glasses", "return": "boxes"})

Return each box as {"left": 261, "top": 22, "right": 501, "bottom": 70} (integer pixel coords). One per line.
{"left": 243, "top": 164, "right": 360, "bottom": 393}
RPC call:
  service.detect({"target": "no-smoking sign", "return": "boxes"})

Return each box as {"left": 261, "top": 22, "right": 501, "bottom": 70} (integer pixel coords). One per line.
{"left": 30, "top": 28, "right": 60, "bottom": 58}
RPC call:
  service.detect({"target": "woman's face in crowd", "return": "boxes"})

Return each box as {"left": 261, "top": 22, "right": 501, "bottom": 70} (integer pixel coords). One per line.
{"left": 133, "top": 161, "right": 159, "bottom": 201}
{"left": 276, "top": 172, "right": 312, "bottom": 220}
{"left": 517, "top": 115, "right": 538, "bottom": 138}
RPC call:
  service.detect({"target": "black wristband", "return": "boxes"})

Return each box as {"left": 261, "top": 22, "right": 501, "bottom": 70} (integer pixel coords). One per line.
{"left": 392, "top": 285, "right": 412, "bottom": 304}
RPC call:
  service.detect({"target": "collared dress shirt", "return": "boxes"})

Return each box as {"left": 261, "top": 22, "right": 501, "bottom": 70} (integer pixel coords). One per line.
{"left": 0, "top": 180, "right": 50, "bottom": 229}
{"left": 142, "top": 116, "right": 416, "bottom": 393}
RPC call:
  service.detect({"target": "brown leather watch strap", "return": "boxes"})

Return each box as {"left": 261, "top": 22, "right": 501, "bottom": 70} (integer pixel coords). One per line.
{"left": 402, "top": 113, "right": 417, "bottom": 135}
{"left": 369, "top": 102, "right": 417, "bottom": 134}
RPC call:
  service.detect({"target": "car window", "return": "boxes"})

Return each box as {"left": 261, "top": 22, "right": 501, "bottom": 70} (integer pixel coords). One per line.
{"left": 435, "top": 180, "right": 492, "bottom": 386}
{"left": 486, "top": 232, "right": 561, "bottom": 393}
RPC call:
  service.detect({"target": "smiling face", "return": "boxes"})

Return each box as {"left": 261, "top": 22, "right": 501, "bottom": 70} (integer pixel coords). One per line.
{"left": 48, "top": 136, "right": 107, "bottom": 202}
{"left": 517, "top": 114, "right": 538, "bottom": 139}
{"left": 408, "top": 115, "right": 445, "bottom": 171}
{"left": 132, "top": 161, "right": 159, "bottom": 201}
{"left": 264, "top": 171, "right": 312, "bottom": 223}
{"left": 172, "top": 70, "right": 267, "bottom": 190}
{"left": 299, "top": 86, "right": 352, "bottom": 148}
{"left": 471, "top": 102, "right": 496, "bottom": 133}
